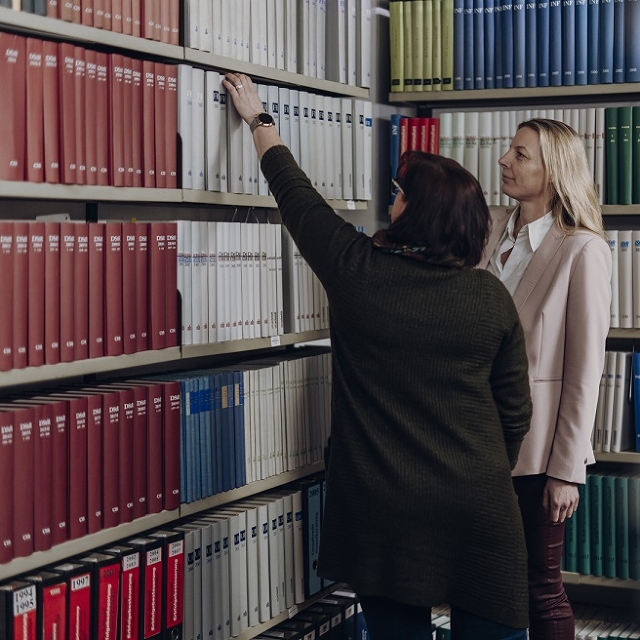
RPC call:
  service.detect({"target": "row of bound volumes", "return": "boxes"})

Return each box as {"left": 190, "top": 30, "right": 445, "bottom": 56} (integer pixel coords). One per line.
{"left": 389, "top": 0, "right": 640, "bottom": 92}
{"left": 0, "top": 0, "right": 179, "bottom": 42}
{"left": 168, "top": 350, "right": 331, "bottom": 505}
{"left": 185, "top": 0, "right": 372, "bottom": 88}
{"left": 0, "top": 219, "right": 178, "bottom": 373}
{"left": 606, "top": 230, "right": 640, "bottom": 332}
{"left": 571, "top": 602, "right": 640, "bottom": 639}
{"left": 563, "top": 466, "right": 640, "bottom": 581}
{"left": 177, "top": 220, "right": 328, "bottom": 347}
{"left": 592, "top": 351, "right": 636, "bottom": 454}
{"left": 604, "top": 106, "right": 640, "bottom": 205}
{"left": 178, "top": 67, "right": 374, "bottom": 201}
{"left": 429, "top": 106, "right": 636, "bottom": 207}
{"left": 0, "top": 378, "right": 181, "bottom": 564}
{"left": 0, "top": 32, "right": 179, "bottom": 188}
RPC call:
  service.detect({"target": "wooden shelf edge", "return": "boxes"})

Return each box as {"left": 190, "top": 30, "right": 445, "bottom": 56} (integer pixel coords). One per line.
{"left": 562, "top": 572, "right": 640, "bottom": 590}
{"left": 608, "top": 329, "right": 640, "bottom": 339}
{"left": 179, "top": 462, "right": 325, "bottom": 517}
{"left": 594, "top": 451, "right": 640, "bottom": 464}
{"left": 0, "top": 509, "right": 180, "bottom": 581}
{"left": 0, "top": 8, "right": 183, "bottom": 57}
{"left": 388, "top": 83, "right": 640, "bottom": 104}
{"left": 183, "top": 50, "right": 370, "bottom": 98}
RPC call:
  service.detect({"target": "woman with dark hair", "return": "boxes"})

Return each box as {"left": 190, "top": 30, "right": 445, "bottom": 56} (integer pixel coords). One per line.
{"left": 224, "top": 71, "right": 533, "bottom": 640}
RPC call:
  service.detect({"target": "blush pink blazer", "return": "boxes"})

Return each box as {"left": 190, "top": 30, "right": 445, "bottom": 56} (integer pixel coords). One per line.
{"left": 479, "top": 209, "right": 612, "bottom": 484}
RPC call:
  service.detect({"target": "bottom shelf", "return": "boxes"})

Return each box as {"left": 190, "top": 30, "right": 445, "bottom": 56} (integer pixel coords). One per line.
{"left": 563, "top": 572, "right": 640, "bottom": 610}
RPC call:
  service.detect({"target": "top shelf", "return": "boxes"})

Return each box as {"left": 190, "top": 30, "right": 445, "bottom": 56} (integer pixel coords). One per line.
{"left": 0, "top": 7, "right": 370, "bottom": 99}
{"left": 388, "top": 83, "right": 640, "bottom": 107}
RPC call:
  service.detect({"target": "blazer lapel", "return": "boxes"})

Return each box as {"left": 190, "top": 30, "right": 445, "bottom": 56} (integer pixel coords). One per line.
{"left": 512, "top": 221, "right": 566, "bottom": 312}
{"left": 479, "top": 208, "right": 512, "bottom": 269}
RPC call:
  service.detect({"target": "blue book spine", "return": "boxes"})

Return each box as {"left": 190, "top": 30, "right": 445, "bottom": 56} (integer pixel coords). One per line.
{"left": 233, "top": 370, "right": 246, "bottom": 488}
{"left": 549, "top": 0, "right": 563, "bottom": 85}
{"left": 212, "top": 374, "right": 223, "bottom": 494}
{"left": 634, "top": 352, "right": 640, "bottom": 452}
{"left": 473, "top": 0, "right": 485, "bottom": 88}
{"left": 562, "top": 0, "right": 575, "bottom": 84}
{"left": 614, "top": 475, "right": 630, "bottom": 579}
{"left": 454, "top": 0, "right": 466, "bottom": 89}
{"left": 525, "top": 0, "right": 538, "bottom": 85}
{"left": 588, "top": 0, "right": 600, "bottom": 83}
{"left": 629, "top": 476, "right": 640, "bottom": 579}
{"left": 626, "top": 0, "right": 640, "bottom": 81}
{"left": 179, "top": 379, "right": 188, "bottom": 503}
{"left": 537, "top": 0, "right": 550, "bottom": 85}
{"left": 484, "top": 0, "right": 495, "bottom": 88}
{"left": 389, "top": 114, "right": 401, "bottom": 204}
{"left": 495, "top": 0, "right": 504, "bottom": 86}
{"left": 224, "top": 373, "right": 235, "bottom": 491}
{"left": 190, "top": 380, "right": 202, "bottom": 501}
{"left": 613, "top": 0, "right": 625, "bottom": 82}
{"left": 513, "top": 0, "right": 526, "bottom": 86}
{"left": 600, "top": 0, "right": 614, "bottom": 82}
{"left": 575, "top": 0, "right": 588, "bottom": 83}
{"left": 464, "top": 0, "right": 475, "bottom": 88}
{"left": 200, "top": 377, "right": 214, "bottom": 498}
{"left": 501, "top": 0, "right": 514, "bottom": 86}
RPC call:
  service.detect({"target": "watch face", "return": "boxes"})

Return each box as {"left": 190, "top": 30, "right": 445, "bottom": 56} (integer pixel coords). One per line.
{"left": 258, "top": 112, "right": 275, "bottom": 126}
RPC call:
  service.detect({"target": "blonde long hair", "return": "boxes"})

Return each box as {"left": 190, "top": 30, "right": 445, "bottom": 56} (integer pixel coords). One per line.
{"left": 518, "top": 118, "right": 606, "bottom": 239}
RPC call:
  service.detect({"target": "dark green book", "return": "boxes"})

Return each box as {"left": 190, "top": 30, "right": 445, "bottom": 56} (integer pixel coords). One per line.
{"left": 564, "top": 498, "right": 578, "bottom": 573}
{"left": 614, "top": 473, "right": 630, "bottom": 579}
{"left": 602, "top": 472, "right": 617, "bottom": 578}
{"left": 577, "top": 481, "right": 591, "bottom": 575}
{"left": 633, "top": 106, "right": 640, "bottom": 204}
{"left": 605, "top": 107, "right": 619, "bottom": 205}
{"left": 627, "top": 473, "right": 640, "bottom": 580}
{"left": 588, "top": 472, "right": 604, "bottom": 576}
{"left": 618, "top": 106, "right": 633, "bottom": 205}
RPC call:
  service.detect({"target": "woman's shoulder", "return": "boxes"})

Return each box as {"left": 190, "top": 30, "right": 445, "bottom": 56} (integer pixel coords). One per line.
{"left": 562, "top": 227, "right": 609, "bottom": 254}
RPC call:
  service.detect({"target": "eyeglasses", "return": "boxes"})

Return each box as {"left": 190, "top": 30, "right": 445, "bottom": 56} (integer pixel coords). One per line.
{"left": 391, "top": 177, "right": 405, "bottom": 196}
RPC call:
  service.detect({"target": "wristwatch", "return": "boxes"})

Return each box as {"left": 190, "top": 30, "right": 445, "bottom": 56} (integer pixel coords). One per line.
{"left": 250, "top": 112, "right": 276, "bottom": 134}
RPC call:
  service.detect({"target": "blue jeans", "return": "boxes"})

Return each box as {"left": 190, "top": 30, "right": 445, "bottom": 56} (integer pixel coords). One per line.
{"left": 358, "top": 596, "right": 527, "bottom": 640}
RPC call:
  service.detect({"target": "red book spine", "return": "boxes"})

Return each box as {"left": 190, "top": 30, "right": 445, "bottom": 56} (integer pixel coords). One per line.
{"left": 399, "top": 116, "right": 409, "bottom": 157}
{"left": 103, "top": 0, "right": 112, "bottom": 30}
{"left": 153, "top": 0, "right": 161, "bottom": 41}
{"left": 135, "top": 223, "right": 149, "bottom": 351}
{"left": 162, "top": 380, "right": 181, "bottom": 510}
{"left": 40, "top": 576, "right": 67, "bottom": 640}
{"left": 429, "top": 117, "right": 440, "bottom": 154}
{"left": 27, "top": 222, "right": 45, "bottom": 367}
{"left": 407, "top": 117, "right": 420, "bottom": 151}
{"left": 81, "top": 0, "right": 93, "bottom": 25}
{"left": 93, "top": 0, "right": 104, "bottom": 28}
{"left": 85, "top": 393, "right": 103, "bottom": 533}
{"left": 119, "top": 550, "right": 141, "bottom": 640}
{"left": 0, "top": 411, "right": 15, "bottom": 563}
{"left": 141, "top": 543, "right": 163, "bottom": 638}
{"left": 96, "top": 53, "right": 110, "bottom": 186}
{"left": 47, "top": 0, "right": 59, "bottom": 18}
{"left": 67, "top": 570, "right": 91, "bottom": 640}
{"left": 0, "top": 33, "right": 26, "bottom": 182}
{"left": 12, "top": 222, "right": 28, "bottom": 370}
{"left": 142, "top": 382, "right": 163, "bottom": 513}
{"left": 110, "top": 53, "right": 126, "bottom": 187}
{"left": 95, "top": 559, "right": 121, "bottom": 640}
{"left": 42, "top": 40, "right": 60, "bottom": 184}
{"left": 132, "top": 0, "right": 141, "bottom": 37}
{"left": 112, "top": 0, "right": 123, "bottom": 32}
{"left": 163, "top": 535, "right": 184, "bottom": 636}
{"left": 44, "top": 222, "right": 61, "bottom": 365}
{"left": 131, "top": 385, "right": 148, "bottom": 519}
{"left": 74, "top": 47, "right": 87, "bottom": 185}
{"left": 143, "top": 0, "right": 154, "bottom": 38}
{"left": 0, "top": 223, "right": 14, "bottom": 372}
{"left": 148, "top": 222, "right": 166, "bottom": 349}
{"left": 100, "top": 390, "right": 120, "bottom": 528}
{"left": 66, "top": 395, "right": 88, "bottom": 540}
{"left": 165, "top": 222, "right": 178, "bottom": 347}
{"left": 160, "top": 0, "right": 170, "bottom": 43}
{"left": 122, "top": 0, "right": 132, "bottom": 34}
{"left": 84, "top": 49, "right": 98, "bottom": 186}
{"left": 12, "top": 405, "right": 35, "bottom": 558}
{"left": 88, "top": 222, "right": 105, "bottom": 358}
{"left": 59, "top": 43, "right": 76, "bottom": 184}
{"left": 132, "top": 59, "right": 143, "bottom": 187}
{"left": 32, "top": 403, "right": 53, "bottom": 551}
{"left": 26, "top": 38, "right": 44, "bottom": 184}
{"left": 169, "top": 0, "right": 178, "bottom": 45}
{"left": 122, "top": 221, "right": 137, "bottom": 354}
{"left": 2, "top": 582, "right": 37, "bottom": 640}
{"left": 142, "top": 60, "right": 155, "bottom": 187}
{"left": 104, "top": 222, "right": 123, "bottom": 356}
{"left": 153, "top": 62, "right": 167, "bottom": 188}
{"left": 74, "top": 222, "right": 89, "bottom": 361}
{"left": 59, "top": 221, "right": 75, "bottom": 362}
{"left": 164, "top": 64, "right": 178, "bottom": 189}
{"left": 123, "top": 57, "right": 134, "bottom": 187}
{"left": 116, "top": 387, "right": 135, "bottom": 523}
{"left": 72, "top": 0, "right": 82, "bottom": 23}
{"left": 49, "top": 399, "right": 68, "bottom": 545}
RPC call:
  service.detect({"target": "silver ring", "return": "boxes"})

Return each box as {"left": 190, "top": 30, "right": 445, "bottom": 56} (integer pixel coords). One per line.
{"left": 235, "top": 83, "right": 243, "bottom": 90}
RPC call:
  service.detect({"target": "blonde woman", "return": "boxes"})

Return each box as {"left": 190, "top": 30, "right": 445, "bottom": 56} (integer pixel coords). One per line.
{"left": 480, "top": 118, "right": 612, "bottom": 640}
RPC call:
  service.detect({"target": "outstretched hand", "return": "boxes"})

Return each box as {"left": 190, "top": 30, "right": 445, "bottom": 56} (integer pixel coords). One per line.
{"left": 222, "top": 72, "right": 265, "bottom": 125}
